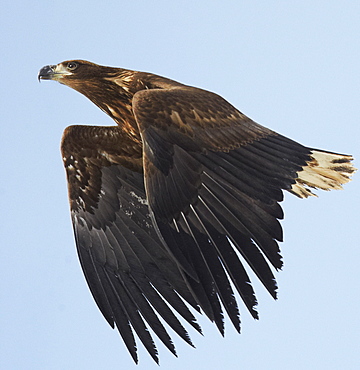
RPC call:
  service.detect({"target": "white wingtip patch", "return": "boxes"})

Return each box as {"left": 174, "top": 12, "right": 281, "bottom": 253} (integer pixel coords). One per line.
{"left": 290, "top": 150, "right": 357, "bottom": 198}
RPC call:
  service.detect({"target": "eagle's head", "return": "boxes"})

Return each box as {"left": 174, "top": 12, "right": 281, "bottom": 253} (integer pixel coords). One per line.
{"left": 38, "top": 60, "right": 128, "bottom": 89}
{"left": 38, "top": 60, "right": 137, "bottom": 127}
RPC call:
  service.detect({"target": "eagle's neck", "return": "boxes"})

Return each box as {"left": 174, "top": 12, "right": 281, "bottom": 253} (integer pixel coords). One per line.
{"left": 73, "top": 71, "right": 142, "bottom": 140}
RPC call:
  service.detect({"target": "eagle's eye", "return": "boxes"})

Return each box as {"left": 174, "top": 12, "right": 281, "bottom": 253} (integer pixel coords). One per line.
{"left": 67, "top": 62, "right": 78, "bottom": 71}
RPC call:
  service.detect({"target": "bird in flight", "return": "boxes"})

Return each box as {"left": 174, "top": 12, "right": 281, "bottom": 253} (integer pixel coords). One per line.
{"left": 38, "top": 60, "right": 355, "bottom": 364}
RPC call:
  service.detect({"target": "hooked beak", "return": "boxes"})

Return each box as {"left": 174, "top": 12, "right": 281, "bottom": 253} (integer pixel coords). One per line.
{"left": 38, "top": 65, "right": 57, "bottom": 82}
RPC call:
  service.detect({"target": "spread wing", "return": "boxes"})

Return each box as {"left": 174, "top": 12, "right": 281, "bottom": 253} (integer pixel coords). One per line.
{"left": 60, "top": 85, "right": 355, "bottom": 365}
{"left": 61, "top": 125, "right": 204, "bottom": 364}
{"left": 132, "top": 86, "right": 329, "bottom": 332}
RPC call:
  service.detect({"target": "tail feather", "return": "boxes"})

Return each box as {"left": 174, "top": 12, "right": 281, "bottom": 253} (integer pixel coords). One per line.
{"left": 289, "top": 150, "right": 356, "bottom": 198}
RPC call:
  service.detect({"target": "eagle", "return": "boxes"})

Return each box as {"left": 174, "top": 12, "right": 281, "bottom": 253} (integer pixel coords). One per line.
{"left": 38, "top": 60, "right": 355, "bottom": 364}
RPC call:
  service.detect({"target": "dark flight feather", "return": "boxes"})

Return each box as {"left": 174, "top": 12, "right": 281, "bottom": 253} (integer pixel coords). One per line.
{"left": 38, "top": 60, "right": 356, "bottom": 364}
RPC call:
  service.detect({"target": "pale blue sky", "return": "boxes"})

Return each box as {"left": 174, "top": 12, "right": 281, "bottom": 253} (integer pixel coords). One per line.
{"left": 1, "top": 1, "right": 359, "bottom": 369}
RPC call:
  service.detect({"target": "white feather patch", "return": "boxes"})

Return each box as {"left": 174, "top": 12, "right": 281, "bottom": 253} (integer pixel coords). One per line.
{"left": 290, "top": 150, "right": 356, "bottom": 198}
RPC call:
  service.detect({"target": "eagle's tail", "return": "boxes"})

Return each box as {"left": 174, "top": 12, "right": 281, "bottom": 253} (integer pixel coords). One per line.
{"left": 289, "top": 149, "right": 356, "bottom": 198}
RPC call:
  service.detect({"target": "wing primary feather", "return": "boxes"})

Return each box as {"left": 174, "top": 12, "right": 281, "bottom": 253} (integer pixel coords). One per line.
{"left": 169, "top": 151, "right": 239, "bottom": 328}
{"left": 108, "top": 219, "right": 202, "bottom": 334}
{"left": 202, "top": 169, "right": 283, "bottom": 241}
{"left": 73, "top": 219, "right": 116, "bottom": 326}
{"left": 177, "top": 212, "right": 225, "bottom": 334}
{"left": 169, "top": 218, "right": 218, "bottom": 319}
{"left": 152, "top": 216, "right": 201, "bottom": 282}
{"left": 88, "top": 227, "right": 159, "bottom": 362}
{"left": 85, "top": 248, "right": 139, "bottom": 363}
{"left": 195, "top": 196, "right": 278, "bottom": 299}
{"left": 128, "top": 272, "right": 196, "bottom": 348}
{"left": 116, "top": 212, "right": 201, "bottom": 313}
{"left": 193, "top": 196, "right": 260, "bottom": 318}
{"left": 103, "top": 270, "right": 160, "bottom": 363}
{"left": 187, "top": 205, "right": 241, "bottom": 332}
{"left": 200, "top": 175, "right": 283, "bottom": 269}
{"left": 111, "top": 272, "right": 179, "bottom": 357}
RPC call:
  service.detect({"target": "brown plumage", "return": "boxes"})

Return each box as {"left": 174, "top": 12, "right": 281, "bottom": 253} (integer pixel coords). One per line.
{"left": 38, "top": 60, "right": 356, "bottom": 364}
